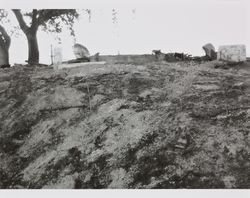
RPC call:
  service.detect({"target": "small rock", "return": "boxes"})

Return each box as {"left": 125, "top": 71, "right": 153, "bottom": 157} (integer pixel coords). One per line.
{"left": 222, "top": 176, "right": 236, "bottom": 188}
{"left": 84, "top": 172, "right": 92, "bottom": 183}
{"left": 232, "top": 82, "right": 244, "bottom": 89}
{"left": 193, "top": 84, "right": 219, "bottom": 91}
{"left": 175, "top": 138, "right": 187, "bottom": 149}
{"left": 12, "top": 139, "right": 25, "bottom": 145}
{"left": 139, "top": 90, "right": 152, "bottom": 99}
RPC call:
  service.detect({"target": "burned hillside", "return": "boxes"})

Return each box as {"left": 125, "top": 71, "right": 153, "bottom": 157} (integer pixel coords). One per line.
{"left": 0, "top": 59, "right": 250, "bottom": 189}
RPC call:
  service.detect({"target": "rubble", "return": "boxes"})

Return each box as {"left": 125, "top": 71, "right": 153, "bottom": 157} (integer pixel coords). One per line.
{"left": 152, "top": 50, "right": 193, "bottom": 62}
{"left": 166, "top": 52, "right": 192, "bottom": 61}
{"left": 217, "top": 45, "right": 246, "bottom": 63}
{"left": 152, "top": 50, "right": 166, "bottom": 61}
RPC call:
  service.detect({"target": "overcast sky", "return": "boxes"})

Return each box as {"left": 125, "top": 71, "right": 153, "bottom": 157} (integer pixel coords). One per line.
{"left": 1, "top": 0, "right": 249, "bottom": 64}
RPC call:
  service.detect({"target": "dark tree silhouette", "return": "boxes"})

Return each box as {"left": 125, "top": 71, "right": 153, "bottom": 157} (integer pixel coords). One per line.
{"left": 12, "top": 9, "right": 79, "bottom": 64}
{"left": 0, "top": 10, "right": 11, "bottom": 67}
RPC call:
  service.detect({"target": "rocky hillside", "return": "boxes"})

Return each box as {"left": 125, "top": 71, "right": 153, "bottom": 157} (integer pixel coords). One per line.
{"left": 0, "top": 61, "right": 250, "bottom": 189}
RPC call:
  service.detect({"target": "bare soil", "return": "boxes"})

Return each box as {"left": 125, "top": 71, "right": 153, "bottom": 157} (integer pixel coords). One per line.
{"left": 0, "top": 60, "right": 250, "bottom": 189}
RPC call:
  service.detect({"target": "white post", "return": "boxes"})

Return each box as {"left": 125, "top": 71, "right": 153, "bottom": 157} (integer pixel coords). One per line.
{"left": 53, "top": 47, "right": 63, "bottom": 64}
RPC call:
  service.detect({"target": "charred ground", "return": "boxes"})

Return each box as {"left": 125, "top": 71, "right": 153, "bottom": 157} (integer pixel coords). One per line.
{"left": 0, "top": 60, "right": 250, "bottom": 189}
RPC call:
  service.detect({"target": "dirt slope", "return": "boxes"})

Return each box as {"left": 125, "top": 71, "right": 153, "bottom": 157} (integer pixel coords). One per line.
{"left": 0, "top": 61, "right": 250, "bottom": 189}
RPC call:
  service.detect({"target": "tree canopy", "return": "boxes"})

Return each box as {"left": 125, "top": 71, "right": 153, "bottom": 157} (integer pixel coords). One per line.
{"left": 12, "top": 9, "right": 79, "bottom": 64}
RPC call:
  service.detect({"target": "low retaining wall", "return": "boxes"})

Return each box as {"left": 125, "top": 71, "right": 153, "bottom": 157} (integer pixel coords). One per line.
{"left": 94, "top": 54, "right": 157, "bottom": 64}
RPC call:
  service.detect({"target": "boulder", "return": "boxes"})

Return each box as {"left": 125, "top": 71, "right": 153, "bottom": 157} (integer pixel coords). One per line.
{"left": 73, "top": 43, "right": 90, "bottom": 59}
{"left": 217, "top": 45, "right": 246, "bottom": 63}
{"left": 202, "top": 43, "right": 217, "bottom": 60}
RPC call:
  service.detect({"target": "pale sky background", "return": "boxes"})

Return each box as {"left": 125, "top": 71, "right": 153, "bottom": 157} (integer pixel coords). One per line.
{"left": 0, "top": 0, "right": 249, "bottom": 64}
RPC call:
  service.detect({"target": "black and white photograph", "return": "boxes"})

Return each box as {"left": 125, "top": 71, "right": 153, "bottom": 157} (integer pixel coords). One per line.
{"left": 0, "top": 0, "right": 250, "bottom": 195}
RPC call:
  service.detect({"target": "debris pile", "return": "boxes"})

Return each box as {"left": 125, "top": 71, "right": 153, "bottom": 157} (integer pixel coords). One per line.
{"left": 152, "top": 44, "right": 248, "bottom": 65}
{"left": 217, "top": 45, "right": 246, "bottom": 63}
{"left": 152, "top": 50, "right": 193, "bottom": 62}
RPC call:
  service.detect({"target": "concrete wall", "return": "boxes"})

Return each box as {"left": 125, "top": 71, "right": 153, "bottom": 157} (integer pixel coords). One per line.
{"left": 91, "top": 54, "right": 157, "bottom": 64}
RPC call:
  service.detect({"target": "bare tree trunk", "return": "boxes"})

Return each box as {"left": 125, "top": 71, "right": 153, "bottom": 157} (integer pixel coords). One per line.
{"left": 0, "top": 25, "right": 10, "bottom": 67}
{"left": 26, "top": 31, "right": 39, "bottom": 64}
{"left": 12, "top": 9, "right": 39, "bottom": 65}
{"left": 0, "top": 46, "right": 9, "bottom": 66}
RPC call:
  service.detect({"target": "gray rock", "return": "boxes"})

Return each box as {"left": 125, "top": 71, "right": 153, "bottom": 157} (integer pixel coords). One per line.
{"left": 202, "top": 43, "right": 217, "bottom": 60}
{"left": 73, "top": 43, "right": 90, "bottom": 59}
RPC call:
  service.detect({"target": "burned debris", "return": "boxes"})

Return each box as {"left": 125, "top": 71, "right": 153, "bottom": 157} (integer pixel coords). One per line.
{"left": 151, "top": 43, "right": 248, "bottom": 66}
{"left": 152, "top": 50, "right": 193, "bottom": 62}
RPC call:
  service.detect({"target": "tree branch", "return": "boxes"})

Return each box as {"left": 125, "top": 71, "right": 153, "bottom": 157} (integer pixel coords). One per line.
{"left": 12, "top": 9, "right": 30, "bottom": 33}
{"left": 36, "top": 9, "right": 77, "bottom": 26}
{"left": 31, "top": 9, "right": 38, "bottom": 31}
